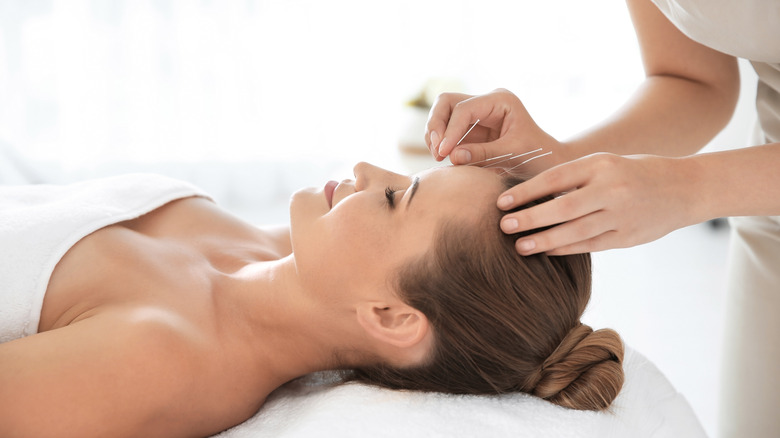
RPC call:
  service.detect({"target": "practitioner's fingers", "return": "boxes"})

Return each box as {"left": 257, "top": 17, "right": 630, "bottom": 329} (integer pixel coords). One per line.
{"left": 497, "top": 156, "right": 594, "bottom": 213}
{"left": 500, "top": 153, "right": 694, "bottom": 255}
{"left": 436, "top": 88, "right": 528, "bottom": 159}
{"left": 435, "top": 99, "right": 490, "bottom": 160}
{"left": 448, "top": 138, "right": 517, "bottom": 166}
{"left": 510, "top": 210, "right": 614, "bottom": 255}
{"left": 428, "top": 88, "right": 563, "bottom": 175}
{"left": 500, "top": 184, "right": 605, "bottom": 238}
{"left": 435, "top": 88, "right": 562, "bottom": 170}
{"left": 544, "top": 231, "right": 620, "bottom": 256}
{"left": 426, "top": 92, "right": 472, "bottom": 161}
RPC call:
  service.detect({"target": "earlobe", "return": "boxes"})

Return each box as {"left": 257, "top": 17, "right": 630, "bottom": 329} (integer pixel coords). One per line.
{"left": 356, "top": 302, "right": 429, "bottom": 349}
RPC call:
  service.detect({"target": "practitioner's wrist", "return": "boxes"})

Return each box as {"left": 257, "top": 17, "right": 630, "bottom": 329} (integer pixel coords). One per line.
{"left": 673, "top": 154, "right": 715, "bottom": 227}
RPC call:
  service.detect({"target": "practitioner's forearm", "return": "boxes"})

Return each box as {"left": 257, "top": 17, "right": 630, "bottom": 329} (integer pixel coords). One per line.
{"left": 559, "top": 75, "right": 738, "bottom": 161}
{"left": 557, "top": 0, "right": 740, "bottom": 162}
{"left": 685, "top": 143, "right": 780, "bottom": 222}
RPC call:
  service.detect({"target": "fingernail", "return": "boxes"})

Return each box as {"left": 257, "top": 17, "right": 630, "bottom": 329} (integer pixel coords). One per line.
{"left": 430, "top": 131, "right": 440, "bottom": 149}
{"left": 497, "top": 195, "right": 514, "bottom": 209}
{"left": 437, "top": 138, "right": 448, "bottom": 156}
{"left": 502, "top": 218, "right": 518, "bottom": 232}
{"left": 518, "top": 239, "right": 536, "bottom": 253}
{"left": 453, "top": 148, "right": 471, "bottom": 163}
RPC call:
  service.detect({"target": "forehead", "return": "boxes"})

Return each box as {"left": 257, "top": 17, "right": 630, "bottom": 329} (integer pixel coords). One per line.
{"left": 417, "top": 164, "right": 502, "bottom": 192}
{"left": 412, "top": 165, "right": 504, "bottom": 217}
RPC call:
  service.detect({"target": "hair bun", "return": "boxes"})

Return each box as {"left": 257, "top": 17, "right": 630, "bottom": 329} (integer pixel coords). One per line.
{"left": 531, "top": 323, "right": 624, "bottom": 411}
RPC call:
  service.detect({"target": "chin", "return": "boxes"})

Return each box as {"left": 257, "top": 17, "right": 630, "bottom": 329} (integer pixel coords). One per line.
{"left": 289, "top": 188, "right": 314, "bottom": 224}
{"left": 289, "top": 187, "right": 325, "bottom": 248}
{"left": 290, "top": 186, "right": 324, "bottom": 212}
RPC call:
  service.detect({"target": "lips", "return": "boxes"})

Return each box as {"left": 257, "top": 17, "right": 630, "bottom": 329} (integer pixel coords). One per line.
{"left": 324, "top": 180, "right": 338, "bottom": 208}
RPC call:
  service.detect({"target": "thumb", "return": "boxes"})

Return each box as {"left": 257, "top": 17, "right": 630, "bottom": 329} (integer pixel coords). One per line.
{"left": 449, "top": 139, "right": 516, "bottom": 166}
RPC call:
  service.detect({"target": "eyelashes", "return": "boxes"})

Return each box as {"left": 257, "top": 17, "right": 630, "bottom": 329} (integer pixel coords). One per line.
{"left": 385, "top": 186, "right": 399, "bottom": 209}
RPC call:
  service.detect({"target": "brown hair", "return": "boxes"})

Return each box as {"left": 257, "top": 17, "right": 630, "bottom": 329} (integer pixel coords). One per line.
{"left": 350, "top": 175, "right": 624, "bottom": 411}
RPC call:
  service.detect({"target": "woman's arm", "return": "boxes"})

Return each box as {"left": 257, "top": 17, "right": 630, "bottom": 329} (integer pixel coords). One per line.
{"left": 0, "top": 313, "right": 213, "bottom": 438}
{"left": 559, "top": 0, "right": 740, "bottom": 160}
{"left": 685, "top": 143, "right": 780, "bottom": 220}
{"left": 430, "top": 0, "right": 761, "bottom": 256}
{"left": 491, "top": 0, "right": 772, "bottom": 255}
{"left": 427, "top": 0, "right": 740, "bottom": 165}
{"left": 498, "top": 143, "right": 780, "bottom": 255}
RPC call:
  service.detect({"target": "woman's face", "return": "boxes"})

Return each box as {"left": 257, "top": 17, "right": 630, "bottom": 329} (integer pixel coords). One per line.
{"left": 289, "top": 162, "right": 504, "bottom": 297}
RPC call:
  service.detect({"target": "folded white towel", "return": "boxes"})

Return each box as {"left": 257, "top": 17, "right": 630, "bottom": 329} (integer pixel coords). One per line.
{"left": 0, "top": 174, "right": 208, "bottom": 343}
{"left": 214, "top": 347, "right": 705, "bottom": 438}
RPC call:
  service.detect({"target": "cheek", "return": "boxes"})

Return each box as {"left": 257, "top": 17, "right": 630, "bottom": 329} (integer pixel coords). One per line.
{"left": 330, "top": 211, "right": 395, "bottom": 262}
{"left": 291, "top": 200, "right": 397, "bottom": 288}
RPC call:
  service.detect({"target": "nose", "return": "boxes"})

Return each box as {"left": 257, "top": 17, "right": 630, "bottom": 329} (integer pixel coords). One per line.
{"left": 353, "top": 162, "right": 379, "bottom": 191}
{"left": 353, "top": 162, "right": 408, "bottom": 192}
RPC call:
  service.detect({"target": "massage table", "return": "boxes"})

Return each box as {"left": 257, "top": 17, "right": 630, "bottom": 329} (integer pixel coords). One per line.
{"left": 214, "top": 347, "right": 705, "bottom": 437}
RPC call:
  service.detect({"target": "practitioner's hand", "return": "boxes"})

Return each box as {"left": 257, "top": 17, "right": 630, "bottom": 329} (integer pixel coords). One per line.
{"left": 425, "top": 88, "right": 563, "bottom": 173}
{"left": 498, "top": 153, "right": 698, "bottom": 255}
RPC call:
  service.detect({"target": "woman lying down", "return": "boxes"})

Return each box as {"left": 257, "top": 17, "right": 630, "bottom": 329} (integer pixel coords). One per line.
{"left": 0, "top": 162, "right": 624, "bottom": 437}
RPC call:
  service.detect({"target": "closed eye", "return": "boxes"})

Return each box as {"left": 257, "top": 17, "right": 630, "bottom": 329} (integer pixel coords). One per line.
{"left": 385, "top": 186, "right": 399, "bottom": 209}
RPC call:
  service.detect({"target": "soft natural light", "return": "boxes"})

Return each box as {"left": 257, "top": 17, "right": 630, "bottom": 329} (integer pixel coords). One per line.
{"left": 2, "top": 3, "right": 757, "bottom": 436}
{"left": 0, "top": 0, "right": 642, "bottom": 168}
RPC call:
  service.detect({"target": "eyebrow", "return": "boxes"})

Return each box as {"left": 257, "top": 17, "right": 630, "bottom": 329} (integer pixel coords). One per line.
{"left": 405, "top": 176, "right": 420, "bottom": 210}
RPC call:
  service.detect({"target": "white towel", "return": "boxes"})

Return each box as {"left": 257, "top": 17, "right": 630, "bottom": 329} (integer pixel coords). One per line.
{"left": 214, "top": 347, "right": 705, "bottom": 438}
{"left": 0, "top": 174, "right": 208, "bottom": 343}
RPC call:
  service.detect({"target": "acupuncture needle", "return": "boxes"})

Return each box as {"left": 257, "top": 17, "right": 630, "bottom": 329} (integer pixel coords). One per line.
{"left": 481, "top": 148, "right": 543, "bottom": 168}
{"left": 498, "top": 151, "right": 553, "bottom": 175}
{"left": 456, "top": 118, "right": 480, "bottom": 146}
{"left": 443, "top": 119, "right": 550, "bottom": 173}
{"left": 465, "top": 147, "right": 544, "bottom": 169}
{"left": 432, "top": 119, "right": 483, "bottom": 169}
{"left": 464, "top": 152, "right": 514, "bottom": 167}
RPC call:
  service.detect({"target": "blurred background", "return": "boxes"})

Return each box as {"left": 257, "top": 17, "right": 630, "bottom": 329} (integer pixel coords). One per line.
{"left": 0, "top": 1, "right": 760, "bottom": 435}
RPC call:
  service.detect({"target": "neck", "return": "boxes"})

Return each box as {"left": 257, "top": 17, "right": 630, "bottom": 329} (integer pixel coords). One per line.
{"left": 214, "top": 256, "right": 366, "bottom": 389}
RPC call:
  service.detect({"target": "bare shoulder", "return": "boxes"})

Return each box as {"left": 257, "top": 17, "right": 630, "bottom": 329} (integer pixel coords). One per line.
{"left": 125, "top": 196, "right": 291, "bottom": 260}
{"left": 0, "top": 309, "right": 252, "bottom": 438}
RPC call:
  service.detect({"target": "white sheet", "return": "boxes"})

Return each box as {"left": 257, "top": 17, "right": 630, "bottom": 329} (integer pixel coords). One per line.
{"left": 213, "top": 347, "right": 705, "bottom": 438}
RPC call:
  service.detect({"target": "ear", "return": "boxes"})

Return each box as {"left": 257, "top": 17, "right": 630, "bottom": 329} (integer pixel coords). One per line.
{"left": 356, "top": 300, "right": 430, "bottom": 350}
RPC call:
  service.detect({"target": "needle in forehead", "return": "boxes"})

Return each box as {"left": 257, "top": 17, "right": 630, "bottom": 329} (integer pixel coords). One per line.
{"left": 456, "top": 118, "right": 480, "bottom": 146}
{"left": 498, "top": 151, "right": 553, "bottom": 175}
{"left": 464, "top": 152, "right": 514, "bottom": 167}
{"left": 482, "top": 148, "right": 543, "bottom": 168}
{"left": 464, "top": 147, "right": 544, "bottom": 169}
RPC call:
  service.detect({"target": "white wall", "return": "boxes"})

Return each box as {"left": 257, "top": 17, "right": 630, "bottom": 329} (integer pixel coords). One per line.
{"left": 0, "top": 1, "right": 645, "bottom": 167}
